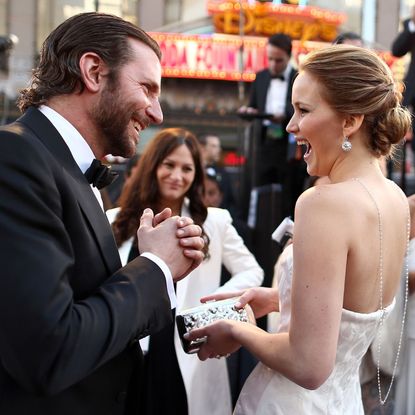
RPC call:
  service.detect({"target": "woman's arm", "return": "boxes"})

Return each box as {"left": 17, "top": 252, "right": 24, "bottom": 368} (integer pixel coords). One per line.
{"left": 201, "top": 286, "right": 280, "bottom": 318}
{"left": 187, "top": 187, "right": 348, "bottom": 389}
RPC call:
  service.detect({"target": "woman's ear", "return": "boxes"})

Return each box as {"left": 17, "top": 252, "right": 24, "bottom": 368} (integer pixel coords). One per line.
{"left": 79, "top": 52, "right": 109, "bottom": 93}
{"left": 343, "top": 114, "right": 364, "bottom": 138}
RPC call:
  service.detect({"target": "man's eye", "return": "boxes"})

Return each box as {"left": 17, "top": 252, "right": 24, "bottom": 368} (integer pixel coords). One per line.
{"left": 139, "top": 84, "right": 149, "bottom": 95}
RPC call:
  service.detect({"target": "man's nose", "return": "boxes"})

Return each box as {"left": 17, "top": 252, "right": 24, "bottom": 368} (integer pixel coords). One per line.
{"left": 147, "top": 98, "right": 163, "bottom": 125}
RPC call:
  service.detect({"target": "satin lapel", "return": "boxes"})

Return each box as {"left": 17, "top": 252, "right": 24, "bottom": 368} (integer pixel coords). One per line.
{"left": 260, "top": 71, "right": 272, "bottom": 113}
{"left": 18, "top": 107, "right": 121, "bottom": 273}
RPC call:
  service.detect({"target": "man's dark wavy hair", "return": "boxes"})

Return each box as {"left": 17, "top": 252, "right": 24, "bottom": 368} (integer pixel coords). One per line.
{"left": 332, "top": 31, "right": 362, "bottom": 45}
{"left": 268, "top": 33, "right": 292, "bottom": 57}
{"left": 17, "top": 12, "right": 161, "bottom": 112}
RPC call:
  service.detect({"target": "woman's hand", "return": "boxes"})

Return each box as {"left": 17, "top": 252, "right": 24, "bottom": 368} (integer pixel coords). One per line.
{"left": 184, "top": 320, "right": 242, "bottom": 361}
{"left": 201, "top": 287, "right": 279, "bottom": 319}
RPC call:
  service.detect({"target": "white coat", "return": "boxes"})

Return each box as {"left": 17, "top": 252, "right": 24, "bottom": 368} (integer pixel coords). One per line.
{"left": 107, "top": 204, "right": 264, "bottom": 415}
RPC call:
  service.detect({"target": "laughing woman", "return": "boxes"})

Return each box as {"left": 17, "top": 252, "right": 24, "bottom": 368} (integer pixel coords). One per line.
{"left": 184, "top": 46, "right": 411, "bottom": 414}
{"left": 107, "top": 128, "right": 263, "bottom": 415}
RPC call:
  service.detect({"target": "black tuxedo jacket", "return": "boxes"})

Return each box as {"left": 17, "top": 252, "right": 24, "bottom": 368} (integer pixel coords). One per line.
{"left": 248, "top": 66, "right": 297, "bottom": 137}
{"left": 0, "top": 107, "right": 172, "bottom": 414}
{"left": 392, "top": 18, "right": 415, "bottom": 107}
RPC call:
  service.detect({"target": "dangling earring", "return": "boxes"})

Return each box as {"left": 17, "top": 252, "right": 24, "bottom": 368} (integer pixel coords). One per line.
{"left": 341, "top": 136, "right": 352, "bottom": 152}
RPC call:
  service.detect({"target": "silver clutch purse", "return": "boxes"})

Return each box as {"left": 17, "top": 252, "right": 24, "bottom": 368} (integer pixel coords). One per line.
{"left": 176, "top": 297, "right": 255, "bottom": 354}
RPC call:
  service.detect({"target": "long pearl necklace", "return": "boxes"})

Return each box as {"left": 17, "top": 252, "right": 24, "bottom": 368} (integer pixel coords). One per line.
{"left": 354, "top": 178, "right": 409, "bottom": 405}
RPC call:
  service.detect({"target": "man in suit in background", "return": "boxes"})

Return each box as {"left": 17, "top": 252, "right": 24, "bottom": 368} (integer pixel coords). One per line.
{"left": 392, "top": 6, "right": 415, "bottom": 165}
{"left": 0, "top": 12, "right": 204, "bottom": 415}
{"left": 239, "top": 33, "right": 305, "bottom": 218}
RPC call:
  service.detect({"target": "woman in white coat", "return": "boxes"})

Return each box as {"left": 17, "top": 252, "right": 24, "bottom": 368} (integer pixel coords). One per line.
{"left": 107, "top": 128, "right": 263, "bottom": 415}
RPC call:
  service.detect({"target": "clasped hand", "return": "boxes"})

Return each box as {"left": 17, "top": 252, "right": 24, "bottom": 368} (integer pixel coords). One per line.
{"left": 137, "top": 207, "right": 205, "bottom": 281}
{"left": 184, "top": 287, "right": 279, "bottom": 361}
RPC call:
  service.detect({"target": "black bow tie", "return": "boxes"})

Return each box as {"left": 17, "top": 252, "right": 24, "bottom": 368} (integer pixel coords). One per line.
{"left": 84, "top": 159, "right": 119, "bottom": 190}
{"left": 271, "top": 74, "right": 285, "bottom": 81}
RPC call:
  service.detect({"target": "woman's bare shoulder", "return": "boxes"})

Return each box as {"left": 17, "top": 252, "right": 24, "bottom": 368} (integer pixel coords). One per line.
{"left": 296, "top": 182, "right": 350, "bottom": 215}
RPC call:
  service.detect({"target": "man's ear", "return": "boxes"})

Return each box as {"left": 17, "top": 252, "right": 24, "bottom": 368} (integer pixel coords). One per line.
{"left": 343, "top": 113, "right": 364, "bottom": 138}
{"left": 79, "top": 52, "right": 109, "bottom": 93}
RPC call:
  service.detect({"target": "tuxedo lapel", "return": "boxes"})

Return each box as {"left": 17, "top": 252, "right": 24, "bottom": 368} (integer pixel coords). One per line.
{"left": 258, "top": 71, "right": 271, "bottom": 113}
{"left": 17, "top": 107, "right": 121, "bottom": 273}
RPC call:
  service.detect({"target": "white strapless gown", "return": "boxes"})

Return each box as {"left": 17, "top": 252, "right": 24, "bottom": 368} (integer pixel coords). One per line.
{"left": 234, "top": 245, "right": 394, "bottom": 415}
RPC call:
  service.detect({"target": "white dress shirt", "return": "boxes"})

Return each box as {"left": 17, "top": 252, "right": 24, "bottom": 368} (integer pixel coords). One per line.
{"left": 39, "top": 105, "right": 103, "bottom": 208}
{"left": 264, "top": 63, "right": 292, "bottom": 122}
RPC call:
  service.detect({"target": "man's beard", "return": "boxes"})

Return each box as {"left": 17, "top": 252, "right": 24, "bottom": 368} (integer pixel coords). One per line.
{"left": 91, "top": 79, "right": 136, "bottom": 158}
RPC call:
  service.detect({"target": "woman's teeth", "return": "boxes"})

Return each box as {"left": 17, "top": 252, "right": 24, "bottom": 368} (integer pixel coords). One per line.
{"left": 297, "top": 139, "right": 311, "bottom": 156}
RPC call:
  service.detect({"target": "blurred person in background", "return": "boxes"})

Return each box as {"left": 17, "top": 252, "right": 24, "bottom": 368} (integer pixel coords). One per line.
{"left": 204, "top": 171, "right": 258, "bottom": 406}
{"left": 392, "top": 6, "right": 415, "bottom": 165}
{"left": 108, "top": 128, "right": 263, "bottom": 415}
{"left": 238, "top": 33, "right": 306, "bottom": 218}
{"left": 392, "top": 5, "right": 415, "bottom": 123}
{"left": 333, "top": 31, "right": 363, "bottom": 46}
{"left": 394, "top": 193, "right": 415, "bottom": 415}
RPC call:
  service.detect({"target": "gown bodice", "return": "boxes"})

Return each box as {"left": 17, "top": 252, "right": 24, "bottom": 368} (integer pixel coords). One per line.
{"left": 234, "top": 245, "right": 394, "bottom": 414}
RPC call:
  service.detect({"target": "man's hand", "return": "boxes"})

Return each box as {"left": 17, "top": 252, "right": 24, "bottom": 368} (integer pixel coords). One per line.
{"left": 271, "top": 114, "right": 284, "bottom": 123}
{"left": 137, "top": 208, "right": 205, "bottom": 281}
{"left": 237, "top": 105, "right": 258, "bottom": 114}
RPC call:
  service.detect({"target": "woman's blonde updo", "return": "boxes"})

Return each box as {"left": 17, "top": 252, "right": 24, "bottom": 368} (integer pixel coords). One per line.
{"left": 299, "top": 45, "right": 411, "bottom": 157}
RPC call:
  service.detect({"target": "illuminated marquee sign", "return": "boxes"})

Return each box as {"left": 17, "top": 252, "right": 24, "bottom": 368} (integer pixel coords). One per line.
{"left": 150, "top": 32, "right": 404, "bottom": 83}
{"left": 207, "top": 0, "right": 346, "bottom": 42}
{"left": 152, "top": 32, "right": 268, "bottom": 82}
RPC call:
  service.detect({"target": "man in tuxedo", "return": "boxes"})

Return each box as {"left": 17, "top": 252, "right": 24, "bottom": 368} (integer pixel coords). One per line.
{"left": 392, "top": 6, "right": 415, "bottom": 159}
{"left": 239, "top": 33, "right": 306, "bottom": 218}
{"left": 0, "top": 12, "right": 204, "bottom": 415}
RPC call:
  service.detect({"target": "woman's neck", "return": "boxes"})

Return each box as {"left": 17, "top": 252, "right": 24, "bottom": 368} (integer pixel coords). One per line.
{"left": 328, "top": 147, "right": 382, "bottom": 184}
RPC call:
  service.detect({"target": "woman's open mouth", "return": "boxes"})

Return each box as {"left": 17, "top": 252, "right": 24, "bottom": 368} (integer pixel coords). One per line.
{"left": 297, "top": 138, "right": 311, "bottom": 158}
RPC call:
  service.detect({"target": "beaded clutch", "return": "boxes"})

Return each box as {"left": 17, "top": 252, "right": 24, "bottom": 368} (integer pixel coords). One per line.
{"left": 176, "top": 297, "right": 255, "bottom": 354}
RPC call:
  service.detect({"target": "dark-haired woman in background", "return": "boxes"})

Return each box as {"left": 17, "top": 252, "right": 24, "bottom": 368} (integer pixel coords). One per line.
{"left": 107, "top": 128, "right": 263, "bottom": 415}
